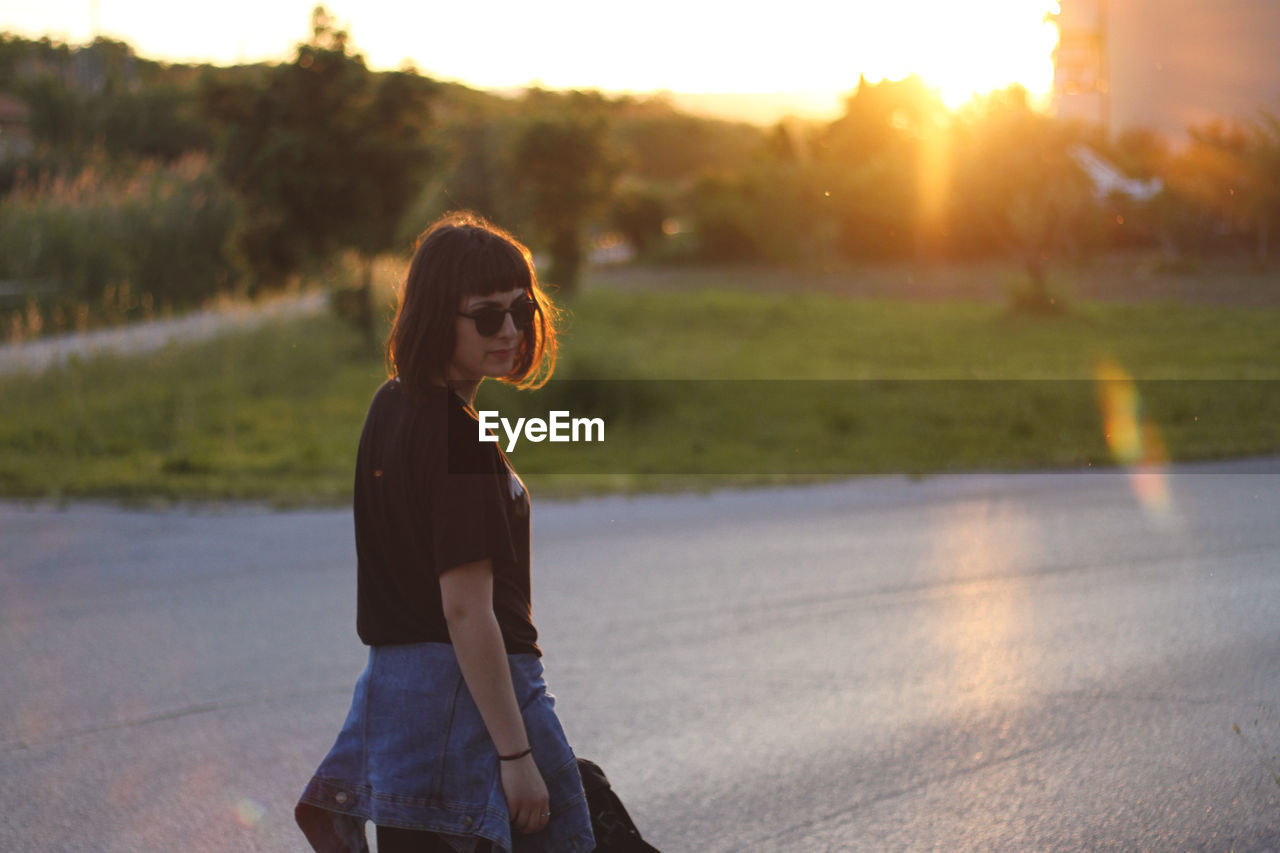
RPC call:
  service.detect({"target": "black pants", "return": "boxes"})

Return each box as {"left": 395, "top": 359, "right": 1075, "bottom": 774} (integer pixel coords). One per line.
{"left": 375, "top": 825, "right": 493, "bottom": 853}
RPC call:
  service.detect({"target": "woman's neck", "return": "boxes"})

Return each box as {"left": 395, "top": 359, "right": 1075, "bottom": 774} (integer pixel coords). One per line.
{"left": 441, "top": 378, "right": 480, "bottom": 407}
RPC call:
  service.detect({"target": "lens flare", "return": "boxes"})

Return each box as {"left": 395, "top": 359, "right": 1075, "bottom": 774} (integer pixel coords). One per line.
{"left": 232, "top": 796, "right": 266, "bottom": 828}
{"left": 1094, "top": 360, "right": 1172, "bottom": 521}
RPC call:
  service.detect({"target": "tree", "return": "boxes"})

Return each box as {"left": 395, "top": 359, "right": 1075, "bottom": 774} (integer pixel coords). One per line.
{"left": 1252, "top": 112, "right": 1280, "bottom": 262}
{"left": 434, "top": 117, "right": 510, "bottom": 223}
{"left": 948, "top": 87, "right": 1094, "bottom": 312}
{"left": 202, "top": 6, "right": 434, "bottom": 339}
{"left": 687, "top": 173, "right": 758, "bottom": 262}
{"left": 1, "top": 35, "right": 210, "bottom": 169}
{"left": 815, "top": 75, "right": 946, "bottom": 262}
{"left": 1167, "top": 114, "right": 1280, "bottom": 261}
{"left": 343, "top": 67, "right": 436, "bottom": 338}
{"left": 510, "top": 113, "right": 620, "bottom": 293}
{"left": 610, "top": 96, "right": 762, "bottom": 184}
{"left": 610, "top": 187, "right": 667, "bottom": 259}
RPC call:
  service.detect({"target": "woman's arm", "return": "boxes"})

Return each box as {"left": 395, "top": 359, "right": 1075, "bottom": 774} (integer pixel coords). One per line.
{"left": 439, "top": 560, "right": 550, "bottom": 835}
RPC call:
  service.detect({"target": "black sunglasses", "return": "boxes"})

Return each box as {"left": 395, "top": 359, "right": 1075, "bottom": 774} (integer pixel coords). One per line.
{"left": 457, "top": 296, "right": 537, "bottom": 337}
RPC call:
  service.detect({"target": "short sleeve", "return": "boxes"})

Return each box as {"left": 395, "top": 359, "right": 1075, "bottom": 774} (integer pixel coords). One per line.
{"left": 428, "top": 400, "right": 518, "bottom": 575}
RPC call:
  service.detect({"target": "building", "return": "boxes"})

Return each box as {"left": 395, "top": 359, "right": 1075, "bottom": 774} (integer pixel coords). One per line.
{"left": 1052, "top": 0, "right": 1280, "bottom": 138}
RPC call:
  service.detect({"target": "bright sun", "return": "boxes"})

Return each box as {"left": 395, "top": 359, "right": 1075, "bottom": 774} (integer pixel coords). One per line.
{"left": 0, "top": 0, "right": 1063, "bottom": 115}
{"left": 846, "top": 0, "right": 1062, "bottom": 108}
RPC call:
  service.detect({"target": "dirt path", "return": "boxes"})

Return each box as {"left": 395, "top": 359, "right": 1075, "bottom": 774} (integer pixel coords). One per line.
{"left": 0, "top": 290, "right": 329, "bottom": 376}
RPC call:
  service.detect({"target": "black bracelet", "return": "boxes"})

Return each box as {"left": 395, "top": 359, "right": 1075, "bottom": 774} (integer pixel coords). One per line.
{"left": 498, "top": 747, "right": 533, "bottom": 761}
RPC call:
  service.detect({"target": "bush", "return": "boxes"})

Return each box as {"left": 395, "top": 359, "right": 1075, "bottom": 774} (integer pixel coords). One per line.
{"left": 0, "top": 154, "right": 245, "bottom": 335}
{"left": 687, "top": 174, "right": 760, "bottom": 262}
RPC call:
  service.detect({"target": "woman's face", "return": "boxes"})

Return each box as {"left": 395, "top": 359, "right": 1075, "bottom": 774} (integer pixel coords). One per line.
{"left": 446, "top": 287, "right": 528, "bottom": 383}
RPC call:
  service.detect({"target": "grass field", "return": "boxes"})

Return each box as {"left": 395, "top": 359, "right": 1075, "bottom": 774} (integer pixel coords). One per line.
{"left": 2, "top": 267, "right": 1278, "bottom": 505}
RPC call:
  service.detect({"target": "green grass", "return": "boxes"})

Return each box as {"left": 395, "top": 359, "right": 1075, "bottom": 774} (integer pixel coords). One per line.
{"left": 2, "top": 286, "right": 1278, "bottom": 505}
{"left": 0, "top": 314, "right": 385, "bottom": 505}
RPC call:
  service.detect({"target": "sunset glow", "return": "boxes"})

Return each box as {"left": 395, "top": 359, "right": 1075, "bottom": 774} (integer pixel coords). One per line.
{"left": 3, "top": 0, "right": 1061, "bottom": 116}
{"left": 852, "top": 2, "right": 1061, "bottom": 107}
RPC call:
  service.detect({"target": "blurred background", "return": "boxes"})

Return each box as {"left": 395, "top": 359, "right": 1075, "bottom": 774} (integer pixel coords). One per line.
{"left": 1, "top": 0, "right": 1278, "bottom": 502}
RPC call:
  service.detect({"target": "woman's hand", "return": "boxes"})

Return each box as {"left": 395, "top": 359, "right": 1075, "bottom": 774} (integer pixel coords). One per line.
{"left": 500, "top": 753, "right": 550, "bottom": 834}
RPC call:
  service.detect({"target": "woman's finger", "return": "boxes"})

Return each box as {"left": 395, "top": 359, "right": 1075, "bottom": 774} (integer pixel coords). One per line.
{"left": 513, "top": 801, "right": 549, "bottom": 834}
{"left": 515, "top": 804, "right": 535, "bottom": 835}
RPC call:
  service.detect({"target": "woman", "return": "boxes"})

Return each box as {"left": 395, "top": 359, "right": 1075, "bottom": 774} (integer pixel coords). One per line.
{"left": 296, "top": 213, "right": 595, "bottom": 853}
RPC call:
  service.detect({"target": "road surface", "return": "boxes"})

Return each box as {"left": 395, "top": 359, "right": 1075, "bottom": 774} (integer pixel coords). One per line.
{"left": 2, "top": 460, "right": 1279, "bottom": 851}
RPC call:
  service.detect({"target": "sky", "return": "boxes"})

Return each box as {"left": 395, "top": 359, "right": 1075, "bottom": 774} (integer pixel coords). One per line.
{"left": 2, "top": 1, "right": 1061, "bottom": 117}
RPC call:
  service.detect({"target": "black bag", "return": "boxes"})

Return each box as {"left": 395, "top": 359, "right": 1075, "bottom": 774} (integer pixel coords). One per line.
{"left": 576, "top": 758, "right": 661, "bottom": 852}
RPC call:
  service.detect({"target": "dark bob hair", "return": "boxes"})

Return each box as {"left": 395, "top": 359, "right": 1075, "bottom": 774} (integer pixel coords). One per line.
{"left": 388, "top": 212, "right": 559, "bottom": 395}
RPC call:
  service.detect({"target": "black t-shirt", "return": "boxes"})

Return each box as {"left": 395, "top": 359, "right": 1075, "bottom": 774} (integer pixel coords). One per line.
{"left": 353, "top": 378, "right": 538, "bottom": 655}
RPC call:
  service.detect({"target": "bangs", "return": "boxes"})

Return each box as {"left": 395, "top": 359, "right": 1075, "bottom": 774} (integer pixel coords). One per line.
{"left": 391, "top": 211, "right": 557, "bottom": 396}
{"left": 460, "top": 239, "right": 534, "bottom": 298}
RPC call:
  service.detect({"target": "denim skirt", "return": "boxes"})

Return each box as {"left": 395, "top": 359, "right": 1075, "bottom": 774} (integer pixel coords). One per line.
{"left": 296, "top": 643, "right": 595, "bottom": 853}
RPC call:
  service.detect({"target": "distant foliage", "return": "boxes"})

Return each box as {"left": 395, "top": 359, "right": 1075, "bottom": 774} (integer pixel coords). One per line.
{"left": 946, "top": 87, "right": 1096, "bottom": 310}
{"left": 688, "top": 173, "right": 760, "bottom": 262}
{"left": 610, "top": 187, "right": 668, "bottom": 260}
{"left": 200, "top": 6, "right": 435, "bottom": 301}
{"left": 611, "top": 98, "right": 762, "bottom": 183}
{"left": 5, "top": 25, "right": 1280, "bottom": 327}
{"left": 679, "top": 76, "right": 945, "bottom": 267}
{"left": 0, "top": 34, "right": 211, "bottom": 179}
{"left": 0, "top": 154, "right": 244, "bottom": 330}
{"left": 1157, "top": 117, "right": 1280, "bottom": 260}
{"left": 816, "top": 75, "right": 942, "bottom": 261}
{"left": 511, "top": 112, "right": 622, "bottom": 291}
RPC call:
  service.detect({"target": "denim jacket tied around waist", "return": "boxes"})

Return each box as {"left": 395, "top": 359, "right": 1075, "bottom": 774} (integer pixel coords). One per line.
{"left": 296, "top": 642, "right": 594, "bottom": 853}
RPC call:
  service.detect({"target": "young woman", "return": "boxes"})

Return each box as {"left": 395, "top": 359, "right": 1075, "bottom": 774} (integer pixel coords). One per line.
{"left": 296, "top": 213, "right": 595, "bottom": 853}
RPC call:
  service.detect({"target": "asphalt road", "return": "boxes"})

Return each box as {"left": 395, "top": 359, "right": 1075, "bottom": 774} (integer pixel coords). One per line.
{"left": 3, "top": 460, "right": 1279, "bottom": 852}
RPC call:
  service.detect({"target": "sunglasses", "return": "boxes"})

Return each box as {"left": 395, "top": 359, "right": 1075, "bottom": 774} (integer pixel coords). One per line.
{"left": 457, "top": 296, "right": 537, "bottom": 337}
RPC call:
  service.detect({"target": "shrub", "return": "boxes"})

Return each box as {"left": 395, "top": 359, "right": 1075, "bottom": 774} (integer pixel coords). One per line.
{"left": 0, "top": 154, "right": 245, "bottom": 336}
